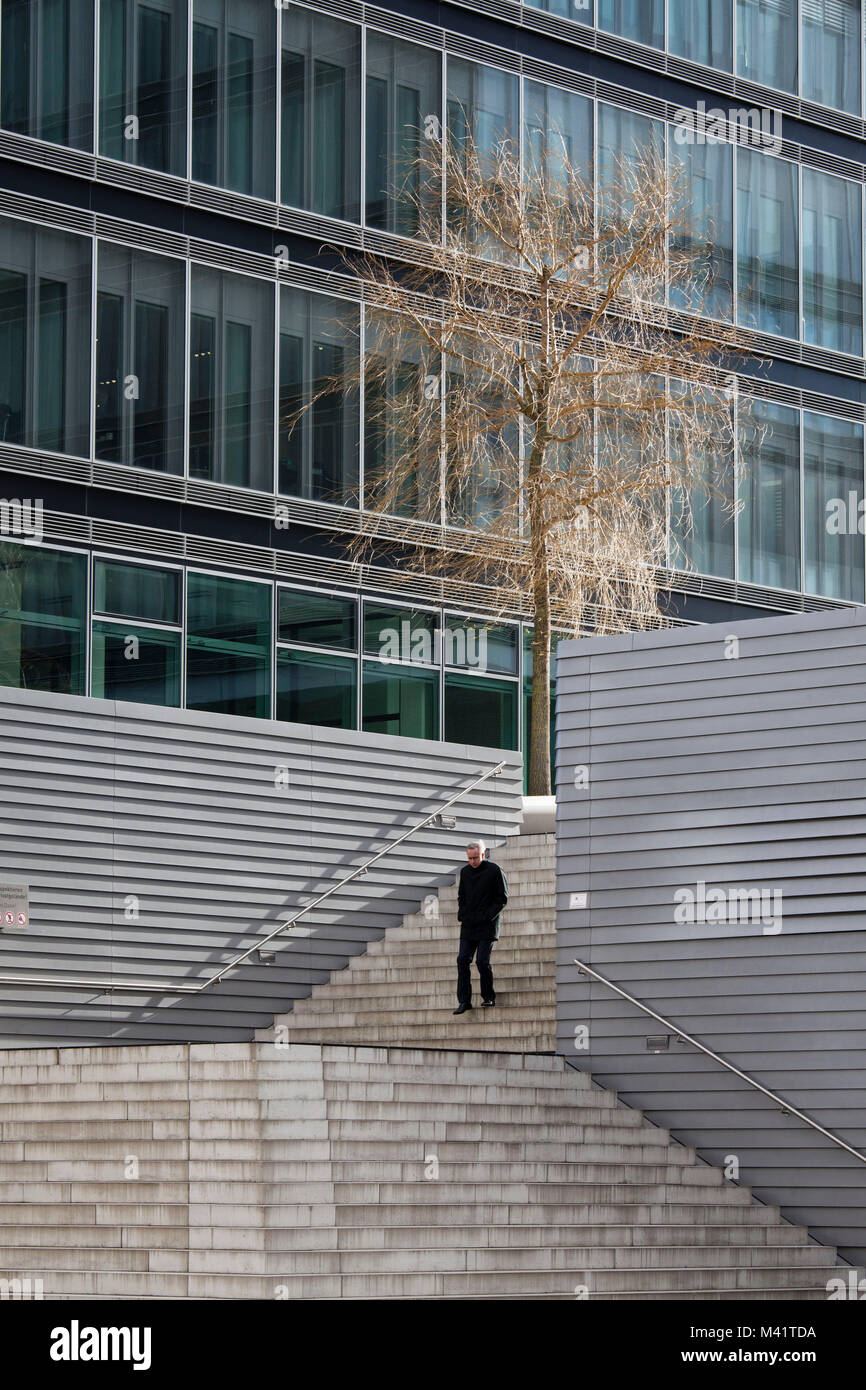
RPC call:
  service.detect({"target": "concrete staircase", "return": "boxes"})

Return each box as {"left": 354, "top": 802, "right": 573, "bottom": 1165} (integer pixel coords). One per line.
{"left": 0, "top": 829, "right": 861, "bottom": 1298}
{"left": 261, "top": 834, "right": 557, "bottom": 1053}
{"left": 0, "top": 1039, "right": 857, "bottom": 1299}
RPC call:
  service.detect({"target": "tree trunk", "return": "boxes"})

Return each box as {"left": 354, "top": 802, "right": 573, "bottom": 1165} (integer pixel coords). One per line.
{"left": 528, "top": 555, "right": 552, "bottom": 796}
{"left": 527, "top": 425, "right": 552, "bottom": 797}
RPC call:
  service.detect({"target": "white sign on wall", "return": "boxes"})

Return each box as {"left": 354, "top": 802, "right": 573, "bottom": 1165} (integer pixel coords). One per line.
{"left": 0, "top": 884, "right": 28, "bottom": 930}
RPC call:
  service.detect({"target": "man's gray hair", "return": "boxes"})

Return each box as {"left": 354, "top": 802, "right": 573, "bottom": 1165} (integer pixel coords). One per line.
{"left": 466, "top": 839, "right": 486, "bottom": 853}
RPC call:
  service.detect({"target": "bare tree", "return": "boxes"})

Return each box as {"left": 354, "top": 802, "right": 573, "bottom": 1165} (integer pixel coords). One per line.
{"left": 288, "top": 123, "right": 748, "bottom": 796}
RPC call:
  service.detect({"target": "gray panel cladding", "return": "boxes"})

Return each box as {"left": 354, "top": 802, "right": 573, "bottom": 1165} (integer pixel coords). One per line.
{"left": 555, "top": 608, "right": 866, "bottom": 1269}
{"left": 0, "top": 687, "right": 522, "bottom": 1046}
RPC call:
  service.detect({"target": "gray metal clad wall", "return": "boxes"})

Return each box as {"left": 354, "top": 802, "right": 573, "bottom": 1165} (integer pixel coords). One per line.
{"left": 555, "top": 609, "right": 866, "bottom": 1267}
{"left": 0, "top": 687, "right": 521, "bottom": 1047}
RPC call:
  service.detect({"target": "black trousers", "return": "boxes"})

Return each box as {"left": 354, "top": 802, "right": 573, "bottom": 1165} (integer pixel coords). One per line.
{"left": 457, "top": 936, "right": 495, "bottom": 1006}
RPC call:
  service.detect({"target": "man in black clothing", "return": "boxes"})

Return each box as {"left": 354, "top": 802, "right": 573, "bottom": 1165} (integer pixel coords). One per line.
{"left": 453, "top": 839, "right": 508, "bottom": 1015}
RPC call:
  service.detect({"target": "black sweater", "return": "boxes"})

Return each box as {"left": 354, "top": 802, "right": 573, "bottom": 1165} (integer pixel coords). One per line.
{"left": 457, "top": 860, "right": 508, "bottom": 941}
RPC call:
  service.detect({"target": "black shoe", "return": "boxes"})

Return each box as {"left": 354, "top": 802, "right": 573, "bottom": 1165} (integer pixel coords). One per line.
{"left": 452, "top": 1003, "right": 472, "bottom": 1015}
{"left": 482, "top": 999, "right": 496, "bottom": 1007}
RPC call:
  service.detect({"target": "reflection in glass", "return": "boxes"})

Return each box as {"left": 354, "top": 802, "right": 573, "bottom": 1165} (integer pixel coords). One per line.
{"left": 738, "top": 400, "right": 800, "bottom": 590}
{"left": 95, "top": 243, "right": 186, "bottom": 473}
{"left": 365, "top": 33, "right": 441, "bottom": 235}
{"left": 362, "top": 658, "right": 438, "bottom": 739}
{"left": 802, "top": 169, "right": 862, "bottom": 356}
{"left": 737, "top": 0, "right": 797, "bottom": 93}
{"left": 281, "top": 9, "right": 360, "bottom": 220}
{"left": 190, "top": 266, "right": 274, "bottom": 490}
{"left": 737, "top": 148, "right": 798, "bottom": 339}
{"left": 186, "top": 571, "right": 271, "bottom": 718}
{"left": 277, "top": 648, "right": 356, "bottom": 727}
{"left": 0, "top": 542, "right": 86, "bottom": 693}
{"left": 99, "top": 0, "right": 187, "bottom": 175}
{"left": 670, "top": 138, "right": 733, "bottom": 320}
{"left": 1, "top": 0, "right": 94, "bottom": 149}
{"left": 804, "top": 412, "right": 865, "bottom": 602}
{"left": 92, "top": 620, "right": 181, "bottom": 705}
{"left": 279, "top": 287, "right": 358, "bottom": 504}
{"left": 668, "top": 0, "right": 732, "bottom": 70}
{"left": 598, "top": 0, "right": 663, "bottom": 47}
{"left": 278, "top": 588, "right": 355, "bottom": 649}
{"left": 444, "top": 672, "right": 517, "bottom": 749}
{"left": 524, "top": 80, "right": 591, "bottom": 186}
{"left": 0, "top": 216, "right": 90, "bottom": 456}
{"left": 94, "top": 559, "right": 180, "bottom": 624}
{"left": 802, "top": 0, "right": 860, "bottom": 114}
{"left": 192, "top": 0, "right": 276, "bottom": 197}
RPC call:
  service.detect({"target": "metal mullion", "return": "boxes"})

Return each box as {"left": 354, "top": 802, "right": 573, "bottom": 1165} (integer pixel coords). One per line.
{"left": 798, "top": 405, "right": 805, "bottom": 596}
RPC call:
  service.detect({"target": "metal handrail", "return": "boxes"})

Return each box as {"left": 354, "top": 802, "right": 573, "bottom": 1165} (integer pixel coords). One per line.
{"left": 0, "top": 760, "right": 506, "bottom": 997}
{"left": 573, "top": 956, "right": 866, "bottom": 1167}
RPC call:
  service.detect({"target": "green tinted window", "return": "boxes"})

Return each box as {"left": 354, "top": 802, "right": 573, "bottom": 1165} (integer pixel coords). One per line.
{"left": 363, "top": 602, "right": 438, "bottom": 662}
{"left": 445, "top": 672, "right": 517, "bottom": 749}
{"left": 92, "top": 621, "right": 181, "bottom": 706}
{"left": 0, "top": 542, "right": 86, "bottom": 694}
{"left": 94, "top": 560, "right": 181, "bottom": 624}
{"left": 277, "top": 649, "right": 356, "bottom": 728}
{"left": 278, "top": 588, "right": 356, "bottom": 649}
{"left": 443, "top": 619, "right": 518, "bottom": 674}
{"left": 362, "top": 658, "right": 438, "bottom": 739}
{"left": 186, "top": 572, "right": 271, "bottom": 718}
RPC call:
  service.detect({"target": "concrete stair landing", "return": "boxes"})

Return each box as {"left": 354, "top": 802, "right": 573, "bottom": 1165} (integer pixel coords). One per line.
{"left": 260, "top": 834, "right": 557, "bottom": 1053}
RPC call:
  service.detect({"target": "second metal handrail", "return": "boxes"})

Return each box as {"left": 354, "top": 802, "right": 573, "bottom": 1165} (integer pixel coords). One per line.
{"left": 573, "top": 956, "right": 866, "bottom": 1167}
{"left": 0, "top": 760, "right": 506, "bottom": 997}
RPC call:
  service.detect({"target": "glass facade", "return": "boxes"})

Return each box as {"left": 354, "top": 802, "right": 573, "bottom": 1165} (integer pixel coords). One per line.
{"left": 802, "top": 169, "right": 863, "bottom": 357}
{"left": 0, "top": 542, "right": 86, "bottom": 693}
{"left": 99, "top": 0, "right": 187, "bottom": 175}
{"left": 738, "top": 401, "right": 801, "bottom": 591}
{"left": 1, "top": 0, "right": 94, "bottom": 148}
{"left": 189, "top": 266, "right": 274, "bottom": 490}
{"left": 279, "top": 287, "right": 358, "bottom": 504}
{"left": 281, "top": 8, "right": 360, "bottom": 221}
{"left": 737, "top": 148, "right": 798, "bottom": 340}
{"left": 96, "top": 244, "right": 186, "bottom": 473}
{"left": 0, "top": 216, "right": 91, "bottom": 457}
{"left": 186, "top": 571, "right": 270, "bottom": 717}
{"left": 366, "top": 33, "right": 441, "bottom": 236}
{"left": 192, "top": 0, "right": 276, "bottom": 197}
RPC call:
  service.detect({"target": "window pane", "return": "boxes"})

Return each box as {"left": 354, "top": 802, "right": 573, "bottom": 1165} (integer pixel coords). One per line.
{"left": 445, "top": 672, "right": 517, "bottom": 749}
{"left": 738, "top": 400, "right": 800, "bottom": 590}
{"left": 804, "top": 412, "right": 865, "bottom": 602}
{"left": 670, "top": 399, "right": 735, "bottom": 580}
{"left": 278, "top": 588, "right": 355, "bottom": 649}
{"left": 365, "top": 33, "right": 440, "bottom": 235}
{"left": 279, "top": 286, "right": 359, "bottom": 505}
{"left": 0, "top": 542, "right": 86, "bottom": 693}
{"left": 190, "top": 266, "right": 274, "bottom": 490}
{"left": 737, "top": 148, "right": 798, "bottom": 339}
{"left": 669, "top": 137, "right": 733, "bottom": 319}
{"left": 99, "top": 0, "right": 187, "bottom": 176}
{"left": 280, "top": 9, "right": 360, "bottom": 221}
{"left": 668, "top": 0, "right": 732, "bottom": 69}
{"left": 524, "top": 80, "right": 592, "bottom": 187}
{"left": 802, "top": 0, "right": 860, "bottom": 113}
{"left": 802, "top": 169, "right": 862, "bottom": 356}
{"left": 192, "top": 0, "right": 276, "bottom": 198}
{"left": 0, "top": 216, "right": 90, "bottom": 456}
{"left": 277, "top": 648, "right": 356, "bottom": 727}
{"left": 363, "top": 603, "right": 438, "bottom": 662}
{"left": 186, "top": 571, "right": 271, "bottom": 718}
{"left": 598, "top": 0, "right": 663, "bottom": 46}
{"left": 362, "top": 659, "right": 438, "bottom": 739}
{"left": 95, "top": 242, "right": 186, "bottom": 473}
{"left": 363, "top": 310, "right": 440, "bottom": 523}
{"left": 92, "top": 620, "right": 181, "bottom": 705}
{"left": 523, "top": 0, "right": 589, "bottom": 14}
{"left": 737, "top": 0, "right": 797, "bottom": 92}
{"left": 1, "top": 0, "right": 94, "bottom": 149}
{"left": 94, "top": 559, "right": 180, "bottom": 623}
{"left": 443, "top": 618, "right": 518, "bottom": 674}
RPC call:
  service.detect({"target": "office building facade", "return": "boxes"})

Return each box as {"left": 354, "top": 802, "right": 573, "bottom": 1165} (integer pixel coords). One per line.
{"left": 1, "top": 0, "right": 865, "bottom": 769}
